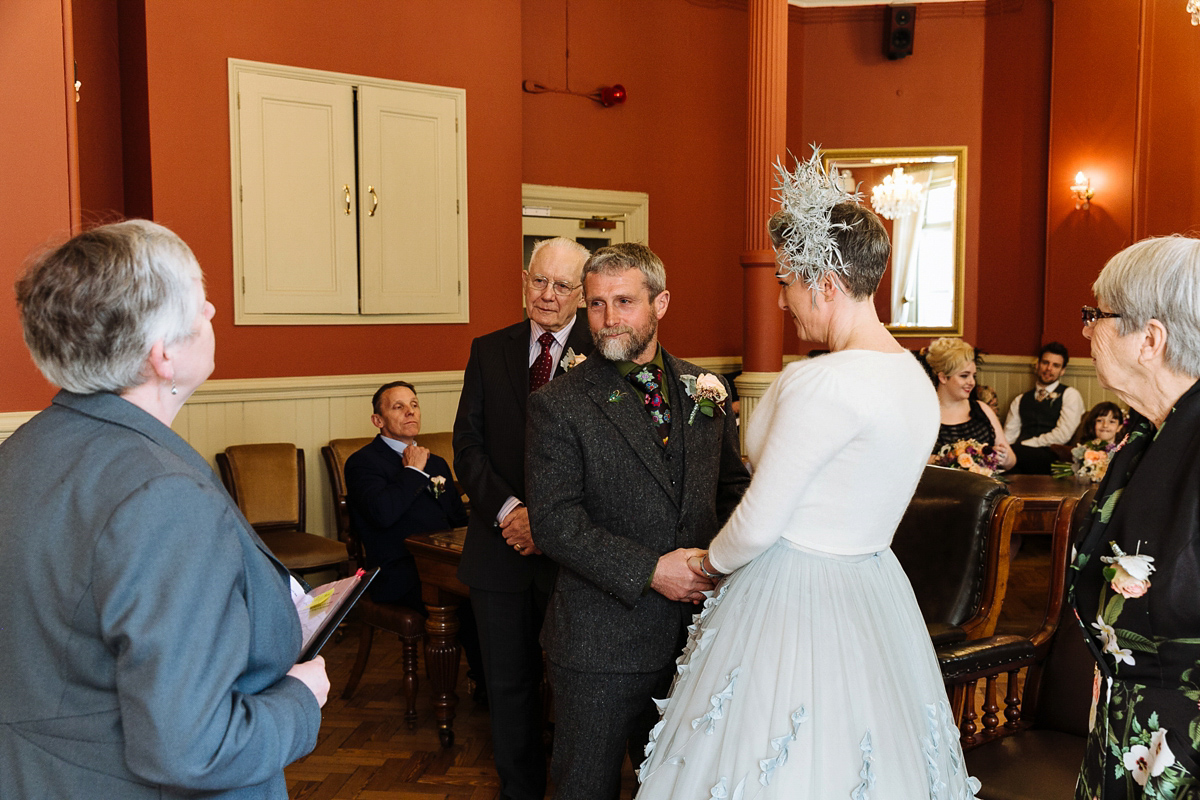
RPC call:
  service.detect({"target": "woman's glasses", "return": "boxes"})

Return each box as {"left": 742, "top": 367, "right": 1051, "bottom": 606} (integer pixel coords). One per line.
{"left": 1081, "top": 305, "right": 1122, "bottom": 326}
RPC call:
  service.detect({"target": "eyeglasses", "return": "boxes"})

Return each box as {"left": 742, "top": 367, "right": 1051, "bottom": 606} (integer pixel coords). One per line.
{"left": 527, "top": 274, "right": 580, "bottom": 297}
{"left": 1081, "top": 305, "right": 1122, "bottom": 326}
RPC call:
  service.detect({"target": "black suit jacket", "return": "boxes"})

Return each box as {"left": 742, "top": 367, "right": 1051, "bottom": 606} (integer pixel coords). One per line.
{"left": 345, "top": 435, "right": 467, "bottom": 570}
{"left": 526, "top": 350, "right": 750, "bottom": 673}
{"left": 453, "top": 310, "right": 592, "bottom": 592}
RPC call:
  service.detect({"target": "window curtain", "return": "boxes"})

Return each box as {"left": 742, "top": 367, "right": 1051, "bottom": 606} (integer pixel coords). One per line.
{"left": 889, "top": 167, "right": 934, "bottom": 325}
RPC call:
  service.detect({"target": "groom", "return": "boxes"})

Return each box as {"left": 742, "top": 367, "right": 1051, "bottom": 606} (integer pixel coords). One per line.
{"left": 526, "top": 242, "right": 749, "bottom": 800}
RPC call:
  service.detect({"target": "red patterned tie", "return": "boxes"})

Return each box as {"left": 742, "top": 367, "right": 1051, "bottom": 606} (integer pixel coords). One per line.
{"left": 529, "top": 332, "right": 556, "bottom": 393}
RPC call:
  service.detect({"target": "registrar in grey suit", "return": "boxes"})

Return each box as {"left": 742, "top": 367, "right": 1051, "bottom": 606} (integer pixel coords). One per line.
{"left": 526, "top": 349, "right": 749, "bottom": 800}
{"left": 0, "top": 392, "right": 320, "bottom": 799}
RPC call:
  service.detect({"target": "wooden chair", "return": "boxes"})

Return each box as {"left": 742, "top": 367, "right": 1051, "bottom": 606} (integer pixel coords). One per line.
{"left": 321, "top": 438, "right": 424, "bottom": 721}
{"left": 893, "top": 465, "right": 1025, "bottom": 645}
{"left": 216, "top": 443, "right": 349, "bottom": 576}
{"left": 937, "top": 492, "right": 1094, "bottom": 800}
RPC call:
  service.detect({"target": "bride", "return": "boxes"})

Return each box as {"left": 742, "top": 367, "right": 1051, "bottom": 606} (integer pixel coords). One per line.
{"left": 635, "top": 153, "right": 981, "bottom": 799}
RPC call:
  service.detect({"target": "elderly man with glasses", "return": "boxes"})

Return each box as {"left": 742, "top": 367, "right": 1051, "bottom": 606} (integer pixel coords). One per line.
{"left": 452, "top": 236, "right": 592, "bottom": 800}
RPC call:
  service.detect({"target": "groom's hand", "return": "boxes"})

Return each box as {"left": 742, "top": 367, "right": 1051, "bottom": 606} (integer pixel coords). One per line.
{"left": 651, "top": 548, "right": 714, "bottom": 604}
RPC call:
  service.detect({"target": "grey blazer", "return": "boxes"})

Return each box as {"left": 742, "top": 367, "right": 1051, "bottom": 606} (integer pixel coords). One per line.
{"left": 0, "top": 391, "right": 320, "bottom": 799}
{"left": 526, "top": 350, "right": 750, "bottom": 674}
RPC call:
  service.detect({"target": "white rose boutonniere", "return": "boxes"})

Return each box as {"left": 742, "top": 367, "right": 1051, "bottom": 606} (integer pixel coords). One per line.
{"left": 1100, "top": 541, "right": 1155, "bottom": 599}
{"left": 429, "top": 475, "right": 447, "bottom": 499}
{"left": 680, "top": 373, "right": 728, "bottom": 425}
{"left": 559, "top": 347, "right": 587, "bottom": 372}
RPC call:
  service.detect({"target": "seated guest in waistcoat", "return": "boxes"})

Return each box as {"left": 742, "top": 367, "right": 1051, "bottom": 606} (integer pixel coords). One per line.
{"left": 345, "top": 381, "right": 485, "bottom": 696}
{"left": 1002, "top": 341, "right": 1085, "bottom": 473}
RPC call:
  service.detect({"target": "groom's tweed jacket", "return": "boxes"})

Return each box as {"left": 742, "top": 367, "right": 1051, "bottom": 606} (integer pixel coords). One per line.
{"left": 526, "top": 349, "right": 749, "bottom": 674}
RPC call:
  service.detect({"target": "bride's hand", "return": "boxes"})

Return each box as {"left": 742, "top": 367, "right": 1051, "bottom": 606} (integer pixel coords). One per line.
{"left": 687, "top": 551, "right": 708, "bottom": 577}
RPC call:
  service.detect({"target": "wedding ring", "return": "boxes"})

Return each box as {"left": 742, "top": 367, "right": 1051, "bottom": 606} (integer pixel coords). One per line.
{"left": 514, "top": 544, "right": 522, "bottom": 552}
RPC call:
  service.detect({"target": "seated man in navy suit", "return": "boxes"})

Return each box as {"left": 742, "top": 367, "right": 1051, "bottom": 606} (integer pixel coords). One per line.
{"left": 345, "top": 380, "right": 485, "bottom": 695}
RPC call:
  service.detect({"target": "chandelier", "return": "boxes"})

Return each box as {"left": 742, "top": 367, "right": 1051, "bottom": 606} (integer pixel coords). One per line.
{"left": 871, "top": 167, "right": 923, "bottom": 220}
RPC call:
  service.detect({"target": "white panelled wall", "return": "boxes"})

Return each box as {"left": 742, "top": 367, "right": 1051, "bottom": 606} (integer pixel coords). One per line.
{"left": 0, "top": 353, "right": 1118, "bottom": 541}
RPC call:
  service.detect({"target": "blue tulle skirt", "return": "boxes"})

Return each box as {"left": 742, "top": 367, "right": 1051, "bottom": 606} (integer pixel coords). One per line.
{"left": 635, "top": 538, "right": 981, "bottom": 800}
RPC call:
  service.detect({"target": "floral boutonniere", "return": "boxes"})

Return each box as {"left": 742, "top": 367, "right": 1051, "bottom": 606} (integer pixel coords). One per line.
{"left": 560, "top": 348, "right": 587, "bottom": 372}
{"left": 429, "top": 475, "right": 447, "bottom": 499}
{"left": 680, "top": 373, "right": 728, "bottom": 425}
{"left": 608, "top": 389, "right": 625, "bottom": 404}
{"left": 1101, "top": 540, "right": 1155, "bottom": 599}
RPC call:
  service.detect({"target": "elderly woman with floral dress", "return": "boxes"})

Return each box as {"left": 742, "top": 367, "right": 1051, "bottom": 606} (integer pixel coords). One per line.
{"left": 1070, "top": 234, "right": 1200, "bottom": 799}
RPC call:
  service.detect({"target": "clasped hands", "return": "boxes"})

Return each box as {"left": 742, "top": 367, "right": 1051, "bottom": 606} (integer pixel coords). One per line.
{"left": 651, "top": 547, "right": 722, "bottom": 605}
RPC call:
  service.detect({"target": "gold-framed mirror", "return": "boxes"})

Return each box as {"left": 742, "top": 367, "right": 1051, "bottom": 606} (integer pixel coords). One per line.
{"left": 822, "top": 147, "right": 966, "bottom": 337}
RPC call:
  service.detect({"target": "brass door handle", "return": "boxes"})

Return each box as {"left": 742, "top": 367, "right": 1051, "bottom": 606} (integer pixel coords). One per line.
{"left": 343, "top": 184, "right": 352, "bottom": 215}
{"left": 368, "top": 186, "right": 378, "bottom": 217}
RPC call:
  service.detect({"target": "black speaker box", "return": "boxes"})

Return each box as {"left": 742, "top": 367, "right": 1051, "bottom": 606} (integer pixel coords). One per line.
{"left": 884, "top": 5, "right": 916, "bottom": 60}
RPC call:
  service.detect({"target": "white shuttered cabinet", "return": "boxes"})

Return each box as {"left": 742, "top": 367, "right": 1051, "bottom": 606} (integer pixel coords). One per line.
{"left": 229, "top": 60, "right": 468, "bottom": 324}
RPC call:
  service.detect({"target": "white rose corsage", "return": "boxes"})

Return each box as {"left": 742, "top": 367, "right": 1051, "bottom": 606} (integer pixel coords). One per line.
{"left": 429, "top": 475, "right": 447, "bottom": 499}
{"left": 1100, "top": 541, "right": 1155, "bottom": 599}
{"left": 560, "top": 347, "right": 587, "bottom": 372}
{"left": 680, "top": 373, "right": 728, "bottom": 425}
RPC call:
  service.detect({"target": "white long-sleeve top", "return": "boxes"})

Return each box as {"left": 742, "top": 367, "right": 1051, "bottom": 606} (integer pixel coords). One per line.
{"left": 706, "top": 350, "right": 939, "bottom": 574}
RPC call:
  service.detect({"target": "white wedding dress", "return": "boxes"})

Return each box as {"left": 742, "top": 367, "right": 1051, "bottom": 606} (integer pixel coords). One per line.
{"left": 636, "top": 350, "right": 982, "bottom": 800}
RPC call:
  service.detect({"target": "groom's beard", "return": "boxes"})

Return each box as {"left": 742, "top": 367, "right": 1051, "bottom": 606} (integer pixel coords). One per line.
{"left": 594, "top": 318, "right": 657, "bottom": 362}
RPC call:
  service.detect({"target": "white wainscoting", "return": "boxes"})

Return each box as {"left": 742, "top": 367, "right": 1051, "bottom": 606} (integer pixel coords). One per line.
{"left": 975, "top": 355, "right": 1121, "bottom": 421}
{"left": 0, "top": 354, "right": 1116, "bottom": 540}
{"left": 0, "top": 358, "right": 741, "bottom": 541}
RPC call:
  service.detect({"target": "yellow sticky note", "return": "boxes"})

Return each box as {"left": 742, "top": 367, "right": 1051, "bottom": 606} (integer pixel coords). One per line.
{"left": 308, "top": 588, "right": 335, "bottom": 611}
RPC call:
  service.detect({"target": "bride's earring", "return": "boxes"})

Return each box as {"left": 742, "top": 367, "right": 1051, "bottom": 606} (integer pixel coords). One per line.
{"left": 170, "top": 377, "right": 178, "bottom": 396}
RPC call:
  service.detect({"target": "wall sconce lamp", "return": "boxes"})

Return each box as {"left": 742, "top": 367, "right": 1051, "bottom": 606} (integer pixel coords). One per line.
{"left": 1071, "top": 172, "right": 1095, "bottom": 210}
{"left": 522, "top": 80, "right": 627, "bottom": 108}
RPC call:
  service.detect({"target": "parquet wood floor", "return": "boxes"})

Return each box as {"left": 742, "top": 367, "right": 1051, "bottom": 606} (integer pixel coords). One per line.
{"left": 288, "top": 540, "right": 1051, "bottom": 799}
{"left": 285, "top": 625, "right": 641, "bottom": 799}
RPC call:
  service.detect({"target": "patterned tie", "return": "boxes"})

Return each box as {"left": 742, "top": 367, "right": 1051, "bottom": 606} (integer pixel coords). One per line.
{"left": 1035, "top": 388, "right": 1049, "bottom": 402}
{"left": 627, "top": 364, "right": 671, "bottom": 446}
{"left": 529, "top": 331, "right": 556, "bottom": 393}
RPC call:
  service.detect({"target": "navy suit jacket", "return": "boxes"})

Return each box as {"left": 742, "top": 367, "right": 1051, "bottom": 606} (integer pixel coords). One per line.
{"left": 345, "top": 435, "right": 467, "bottom": 604}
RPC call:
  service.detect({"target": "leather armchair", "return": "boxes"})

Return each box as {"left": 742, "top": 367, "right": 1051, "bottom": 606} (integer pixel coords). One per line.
{"left": 939, "top": 490, "right": 1095, "bottom": 800}
{"left": 893, "top": 465, "right": 1024, "bottom": 643}
{"left": 216, "top": 443, "right": 349, "bottom": 575}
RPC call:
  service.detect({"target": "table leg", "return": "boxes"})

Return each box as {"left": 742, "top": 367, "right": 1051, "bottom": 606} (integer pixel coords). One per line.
{"left": 424, "top": 603, "right": 460, "bottom": 748}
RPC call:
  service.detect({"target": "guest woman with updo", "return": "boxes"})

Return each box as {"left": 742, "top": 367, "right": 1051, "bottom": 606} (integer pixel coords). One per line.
{"left": 924, "top": 337, "right": 1017, "bottom": 470}
{"left": 1070, "top": 235, "right": 1200, "bottom": 799}
{"left": 0, "top": 221, "right": 328, "bottom": 798}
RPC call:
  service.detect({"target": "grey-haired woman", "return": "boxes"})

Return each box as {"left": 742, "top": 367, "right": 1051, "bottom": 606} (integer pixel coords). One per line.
{"left": 0, "top": 220, "right": 328, "bottom": 799}
{"left": 1070, "top": 235, "right": 1200, "bottom": 799}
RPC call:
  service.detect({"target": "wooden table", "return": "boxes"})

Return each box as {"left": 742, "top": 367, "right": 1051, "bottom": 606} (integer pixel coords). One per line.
{"left": 407, "top": 527, "right": 468, "bottom": 747}
{"left": 1004, "top": 474, "right": 1092, "bottom": 534}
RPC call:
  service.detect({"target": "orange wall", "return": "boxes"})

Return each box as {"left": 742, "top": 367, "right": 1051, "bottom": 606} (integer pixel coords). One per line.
{"left": 134, "top": 0, "right": 523, "bottom": 389}
{"left": 976, "top": 0, "right": 1051, "bottom": 358}
{"left": 521, "top": 0, "right": 750, "bottom": 359}
{"left": 1, "top": 0, "right": 78, "bottom": 410}
{"left": 1043, "top": 0, "right": 1141, "bottom": 354}
{"left": 786, "top": 4, "right": 988, "bottom": 354}
{"left": 73, "top": 0, "right": 126, "bottom": 224}
{"left": 1136, "top": 0, "right": 1200, "bottom": 240}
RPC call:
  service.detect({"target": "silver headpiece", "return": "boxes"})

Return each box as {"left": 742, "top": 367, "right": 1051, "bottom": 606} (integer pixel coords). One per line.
{"left": 773, "top": 145, "right": 863, "bottom": 288}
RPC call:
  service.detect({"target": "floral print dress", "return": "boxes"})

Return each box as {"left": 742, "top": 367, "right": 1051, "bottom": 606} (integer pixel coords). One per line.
{"left": 1069, "top": 380, "right": 1200, "bottom": 799}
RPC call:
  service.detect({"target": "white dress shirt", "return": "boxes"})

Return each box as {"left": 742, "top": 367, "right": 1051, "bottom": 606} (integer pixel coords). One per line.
{"left": 380, "top": 435, "right": 429, "bottom": 477}
{"left": 496, "top": 316, "right": 582, "bottom": 525}
{"left": 1002, "top": 380, "right": 1085, "bottom": 447}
